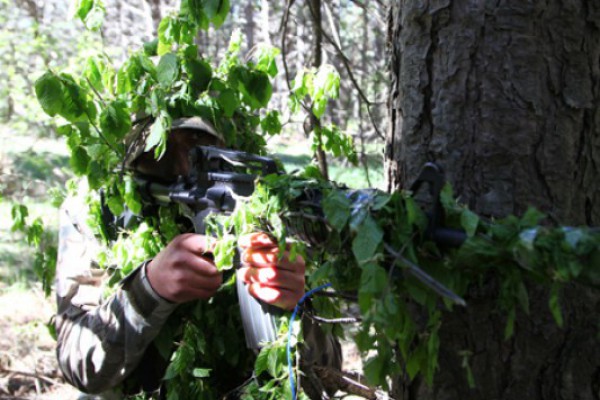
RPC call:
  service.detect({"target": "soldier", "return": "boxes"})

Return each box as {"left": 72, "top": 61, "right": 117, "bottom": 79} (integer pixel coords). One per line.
{"left": 55, "top": 117, "right": 341, "bottom": 399}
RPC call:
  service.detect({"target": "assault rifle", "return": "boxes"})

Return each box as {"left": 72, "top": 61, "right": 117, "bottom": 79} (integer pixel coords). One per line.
{"left": 135, "top": 146, "right": 467, "bottom": 350}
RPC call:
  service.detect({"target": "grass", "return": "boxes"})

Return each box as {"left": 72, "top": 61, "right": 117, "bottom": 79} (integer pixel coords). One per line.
{"left": 0, "top": 126, "right": 67, "bottom": 290}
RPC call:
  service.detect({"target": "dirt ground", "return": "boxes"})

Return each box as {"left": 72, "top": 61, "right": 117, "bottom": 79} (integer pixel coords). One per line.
{"left": 0, "top": 285, "right": 80, "bottom": 399}
{"left": 0, "top": 286, "right": 364, "bottom": 400}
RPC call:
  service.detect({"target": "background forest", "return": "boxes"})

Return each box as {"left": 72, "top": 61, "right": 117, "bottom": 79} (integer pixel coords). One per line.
{"left": 0, "top": 0, "right": 388, "bottom": 398}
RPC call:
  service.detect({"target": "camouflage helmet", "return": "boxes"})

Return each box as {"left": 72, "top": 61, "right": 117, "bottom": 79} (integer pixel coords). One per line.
{"left": 124, "top": 116, "right": 224, "bottom": 167}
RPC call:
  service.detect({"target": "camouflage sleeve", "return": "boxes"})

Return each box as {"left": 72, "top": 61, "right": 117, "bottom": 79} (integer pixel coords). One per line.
{"left": 54, "top": 196, "right": 177, "bottom": 395}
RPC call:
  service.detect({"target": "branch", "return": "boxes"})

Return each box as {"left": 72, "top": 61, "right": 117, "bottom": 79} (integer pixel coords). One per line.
{"left": 0, "top": 367, "right": 59, "bottom": 387}
{"left": 85, "top": 77, "right": 107, "bottom": 107}
{"left": 383, "top": 243, "right": 466, "bottom": 306}
{"left": 313, "top": 290, "right": 358, "bottom": 302}
{"left": 84, "top": 108, "right": 123, "bottom": 157}
{"left": 304, "top": 313, "right": 362, "bottom": 324}
{"left": 308, "top": 0, "right": 385, "bottom": 140}
{"left": 313, "top": 366, "right": 394, "bottom": 399}
{"left": 278, "top": 0, "right": 296, "bottom": 92}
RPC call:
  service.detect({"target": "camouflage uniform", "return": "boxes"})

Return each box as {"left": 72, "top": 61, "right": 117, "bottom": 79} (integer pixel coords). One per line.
{"left": 55, "top": 192, "right": 342, "bottom": 399}
{"left": 55, "top": 193, "right": 177, "bottom": 398}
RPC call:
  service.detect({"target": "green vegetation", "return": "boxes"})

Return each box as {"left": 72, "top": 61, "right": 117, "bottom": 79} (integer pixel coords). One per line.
{"left": 7, "top": 0, "right": 598, "bottom": 398}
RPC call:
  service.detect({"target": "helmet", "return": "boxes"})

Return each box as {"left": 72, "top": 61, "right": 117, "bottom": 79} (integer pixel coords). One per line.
{"left": 124, "top": 116, "right": 224, "bottom": 168}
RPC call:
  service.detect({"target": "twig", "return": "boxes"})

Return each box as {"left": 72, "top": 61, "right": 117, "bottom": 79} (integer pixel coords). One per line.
{"left": 313, "top": 290, "right": 358, "bottom": 302}
{"left": 85, "top": 76, "right": 107, "bottom": 107}
{"left": 313, "top": 366, "right": 394, "bottom": 399}
{"left": 305, "top": 313, "right": 362, "bottom": 324}
{"left": 279, "top": 0, "right": 296, "bottom": 92}
{"left": 308, "top": 0, "right": 385, "bottom": 140}
{"left": 383, "top": 243, "right": 466, "bottom": 306}
{"left": 84, "top": 108, "right": 123, "bottom": 157}
{"left": 0, "top": 367, "right": 59, "bottom": 387}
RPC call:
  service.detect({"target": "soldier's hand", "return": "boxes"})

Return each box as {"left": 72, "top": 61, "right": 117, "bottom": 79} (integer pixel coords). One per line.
{"left": 146, "top": 233, "right": 222, "bottom": 303}
{"left": 238, "top": 232, "right": 306, "bottom": 310}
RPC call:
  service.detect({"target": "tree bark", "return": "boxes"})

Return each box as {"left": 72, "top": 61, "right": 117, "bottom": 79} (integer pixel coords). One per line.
{"left": 309, "top": 0, "right": 330, "bottom": 180}
{"left": 386, "top": 1, "right": 600, "bottom": 399}
{"left": 244, "top": 0, "right": 255, "bottom": 52}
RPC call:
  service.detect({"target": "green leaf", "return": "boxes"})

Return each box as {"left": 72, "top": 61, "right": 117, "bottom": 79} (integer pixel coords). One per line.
{"left": 504, "top": 307, "right": 516, "bottom": 340}
{"left": 521, "top": 207, "right": 546, "bottom": 228}
{"left": 245, "top": 71, "right": 273, "bottom": 109}
{"left": 70, "top": 146, "right": 91, "bottom": 175}
{"left": 57, "top": 74, "right": 88, "bottom": 122}
{"left": 76, "top": 0, "right": 105, "bottom": 30}
{"left": 143, "top": 39, "right": 159, "bottom": 56}
{"left": 159, "top": 15, "right": 179, "bottom": 43}
{"left": 99, "top": 100, "right": 131, "bottom": 140}
{"left": 137, "top": 53, "right": 157, "bottom": 80}
{"left": 405, "top": 197, "right": 428, "bottom": 233}
{"left": 123, "top": 176, "right": 143, "bottom": 215}
{"left": 75, "top": 0, "right": 93, "bottom": 20}
{"left": 11, "top": 204, "right": 28, "bottom": 232}
{"left": 254, "top": 347, "right": 269, "bottom": 376}
{"left": 267, "top": 345, "right": 284, "bottom": 377}
{"left": 35, "top": 72, "right": 64, "bottom": 117}
{"left": 231, "top": 67, "right": 273, "bottom": 109}
{"left": 322, "top": 190, "right": 351, "bottom": 232}
{"left": 459, "top": 351, "right": 476, "bottom": 388}
{"left": 145, "top": 113, "right": 171, "bottom": 158}
{"left": 106, "top": 194, "right": 125, "bottom": 216}
{"left": 439, "top": 182, "right": 457, "bottom": 209}
{"left": 359, "top": 262, "right": 387, "bottom": 295}
{"left": 217, "top": 89, "right": 239, "bottom": 117}
{"left": 157, "top": 53, "right": 179, "bottom": 87}
{"left": 461, "top": 209, "right": 480, "bottom": 237}
{"left": 192, "top": 368, "right": 211, "bottom": 378}
{"left": 204, "top": 0, "right": 230, "bottom": 28}
{"left": 185, "top": 57, "right": 212, "bottom": 94}
{"left": 255, "top": 45, "right": 280, "bottom": 77}
{"left": 312, "top": 97, "right": 328, "bottom": 119}
{"left": 549, "top": 284, "right": 564, "bottom": 327}
{"left": 363, "top": 355, "right": 385, "bottom": 386}
{"left": 260, "top": 111, "right": 282, "bottom": 135}
{"left": 352, "top": 216, "right": 383, "bottom": 263}
{"left": 186, "top": 0, "right": 210, "bottom": 29}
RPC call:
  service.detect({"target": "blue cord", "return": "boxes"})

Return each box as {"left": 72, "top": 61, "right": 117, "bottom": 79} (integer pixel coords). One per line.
{"left": 287, "top": 282, "right": 332, "bottom": 399}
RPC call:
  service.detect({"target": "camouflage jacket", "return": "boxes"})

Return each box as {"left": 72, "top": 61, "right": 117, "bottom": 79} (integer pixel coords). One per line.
{"left": 56, "top": 194, "right": 178, "bottom": 398}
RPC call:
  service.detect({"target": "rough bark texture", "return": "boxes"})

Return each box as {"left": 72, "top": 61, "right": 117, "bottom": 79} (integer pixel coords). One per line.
{"left": 386, "top": 0, "right": 600, "bottom": 225}
{"left": 386, "top": 1, "right": 600, "bottom": 399}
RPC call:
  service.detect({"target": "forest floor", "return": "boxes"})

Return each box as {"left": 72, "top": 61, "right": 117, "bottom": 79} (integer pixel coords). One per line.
{"left": 0, "top": 129, "right": 79, "bottom": 398}
{"left": 0, "top": 127, "right": 377, "bottom": 399}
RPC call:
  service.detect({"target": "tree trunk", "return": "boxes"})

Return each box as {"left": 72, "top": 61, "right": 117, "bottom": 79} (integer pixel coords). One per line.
{"left": 309, "top": 0, "right": 330, "bottom": 180}
{"left": 244, "top": 0, "right": 255, "bottom": 52}
{"left": 386, "top": 1, "right": 600, "bottom": 399}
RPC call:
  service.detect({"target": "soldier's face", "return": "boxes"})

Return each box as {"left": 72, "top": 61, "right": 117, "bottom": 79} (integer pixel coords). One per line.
{"left": 133, "top": 129, "right": 223, "bottom": 181}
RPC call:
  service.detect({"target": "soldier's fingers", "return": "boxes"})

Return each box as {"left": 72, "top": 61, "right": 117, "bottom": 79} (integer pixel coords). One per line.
{"left": 247, "top": 283, "right": 303, "bottom": 310}
{"left": 239, "top": 267, "right": 304, "bottom": 290}
{"left": 177, "top": 233, "right": 217, "bottom": 255}
{"left": 242, "top": 248, "right": 304, "bottom": 272}
{"left": 238, "top": 232, "right": 277, "bottom": 249}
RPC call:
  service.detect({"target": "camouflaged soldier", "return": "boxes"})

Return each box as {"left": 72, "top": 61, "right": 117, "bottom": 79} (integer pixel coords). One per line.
{"left": 55, "top": 117, "right": 342, "bottom": 399}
